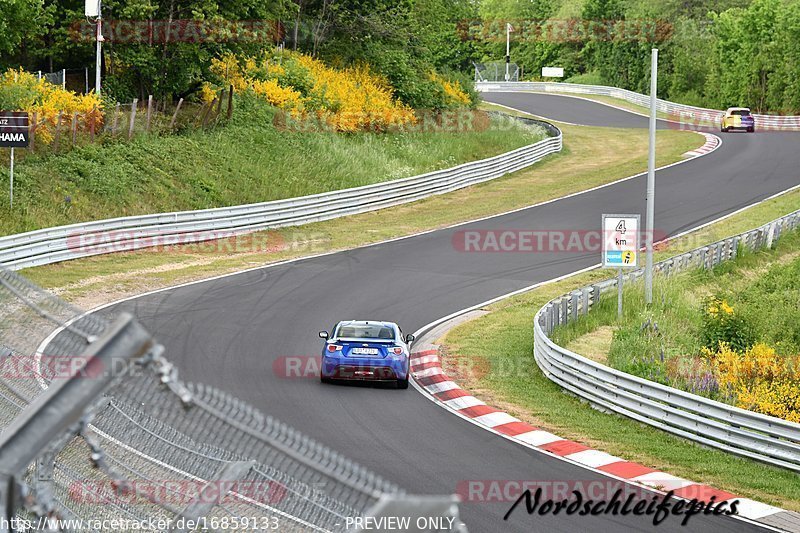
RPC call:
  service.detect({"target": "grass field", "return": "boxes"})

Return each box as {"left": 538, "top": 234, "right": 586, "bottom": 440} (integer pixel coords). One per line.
{"left": 0, "top": 97, "right": 546, "bottom": 236}
{"left": 440, "top": 189, "right": 800, "bottom": 511}
{"left": 549, "top": 226, "right": 800, "bottom": 420}
{"left": 24, "top": 107, "right": 701, "bottom": 310}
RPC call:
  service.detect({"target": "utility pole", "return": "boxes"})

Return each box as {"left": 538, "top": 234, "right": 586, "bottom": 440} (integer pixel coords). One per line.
{"left": 645, "top": 49, "right": 658, "bottom": 304}
{"left": 505, "top": 24, "right": 513, "bottom": 81}
{"left": 95, "top": 0, "right": 103, "bottom": 95}
{"left": 86, "top": 0, "right": 103, "bottom": 94}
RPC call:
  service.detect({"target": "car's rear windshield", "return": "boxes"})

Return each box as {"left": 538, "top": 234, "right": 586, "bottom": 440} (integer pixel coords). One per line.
{"left": 337, "top": 324, "right": 396, "bottom": 340}
{"left": 732, "top": 110, "right": 751, "bottom": 116}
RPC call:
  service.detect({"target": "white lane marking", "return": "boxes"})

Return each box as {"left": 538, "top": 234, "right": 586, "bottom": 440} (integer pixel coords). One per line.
{"left": 631, "top": 472, "right": 694, "bottom": 491}
{"left": 734, "top": 499, "right": 786, "bottom": 520}
{"left": 564, "top": 449, "right": 622, "bottom": 469}
{"left": 40, "top": 95, "right": 722, "bottom": 342}
{"left": 410, "top": 355, "right": 439, "bottom": 367}
{"left": 514, "top": 430, "right": 563, "bottom": 447}
{"left": 412, "top": 366, "right": 443, "bottom": 378}
{"left": 443, "top": 396, "right": 485, "bottom": 410}
{"left": 483, "top": 91, "right": 687, "bottom": 125}
{"left": 422, "top": 381, "right": 460, "bottom": 394}
{"left": 29, "top": 89, "right": 789, "bottom": 533}
{"left": 471, "top": 412, "right": 519, "bottom": 428}
{"left": 683, "top": 132, "right": 722, "bottom": 158}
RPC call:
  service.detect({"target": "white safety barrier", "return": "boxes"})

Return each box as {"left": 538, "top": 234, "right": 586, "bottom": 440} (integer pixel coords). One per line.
{"left": 478, "top": 81, "right": 800, "bottom": 130}
{"left": 534, "top": 210, "right": 800, "bottom": 471}
{"left": 0, "top": 117, "right": 561, "bottom": 270}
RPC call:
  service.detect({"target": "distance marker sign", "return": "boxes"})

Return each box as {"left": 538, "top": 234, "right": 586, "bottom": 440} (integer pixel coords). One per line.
{"left": 0, "top": 112, "right": 29, "bottom": 148}
{"left": 602, "top": 214, "right": 640, "bottom": 268}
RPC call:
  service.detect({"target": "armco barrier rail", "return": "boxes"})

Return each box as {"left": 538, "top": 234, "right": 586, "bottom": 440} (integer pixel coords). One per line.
{"left": 0, "top": 116, "right": 560, "bottom": 271}
{"left": 533, "top": 209, "right": 800, "bottom": 472}
{"left": 478, "top": 81, "right": 800, "bottom": 129}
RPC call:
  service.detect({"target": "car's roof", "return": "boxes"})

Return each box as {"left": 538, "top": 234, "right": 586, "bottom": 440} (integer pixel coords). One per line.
{"left": 726, "top": 107, "right": 751, "bottom": 112}
{"left": 337, "top": 320, "right": 398, "bottom": 328}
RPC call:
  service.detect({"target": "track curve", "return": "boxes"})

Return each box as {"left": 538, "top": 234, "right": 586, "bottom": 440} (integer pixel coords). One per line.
{"left": 105, "top": 93, "right": 800, "bottom": 532}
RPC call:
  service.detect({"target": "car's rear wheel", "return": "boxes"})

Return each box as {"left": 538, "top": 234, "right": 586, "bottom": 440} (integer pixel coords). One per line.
{"left": 397, "top": 376, "right": 409, "bottom": 389}
{"left": 748, "top": 127, "right": 754, "bottom": 133}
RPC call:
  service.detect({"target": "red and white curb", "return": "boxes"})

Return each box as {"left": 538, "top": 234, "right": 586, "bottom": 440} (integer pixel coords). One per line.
{"left": 410, "top": 342, "right": 799, "bottom": 531}
{"left": 684, "top": 132, "right": 721, "bottom": 158}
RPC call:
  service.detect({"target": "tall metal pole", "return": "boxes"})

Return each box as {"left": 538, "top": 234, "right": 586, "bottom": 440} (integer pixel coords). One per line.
{"left": 645, "top": 48, "right": 658, "bottom": 304}
{"left": 505, "top": 23, "right": 511, "bottom": 81}
{"left": 9, "top": 148, "right": 13, "bottom": 210}
{"left": 95, "top": 0, "right": 102, "bottom": 96}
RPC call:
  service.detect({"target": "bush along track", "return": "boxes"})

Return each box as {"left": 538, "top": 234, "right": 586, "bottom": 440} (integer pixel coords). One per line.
{"left": 553, "top": 227, "right": 800, "bottom": 425}
{"left": 438, "top": 200, "right": 800, "bottom": 515}
{"left": 411, "top": 324, "right": 795, "bottom": 530}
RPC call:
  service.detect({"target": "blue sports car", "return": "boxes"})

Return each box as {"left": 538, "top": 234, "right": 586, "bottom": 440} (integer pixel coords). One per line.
{"left": 319, "top": 321, "right": 414, "bottom": 389}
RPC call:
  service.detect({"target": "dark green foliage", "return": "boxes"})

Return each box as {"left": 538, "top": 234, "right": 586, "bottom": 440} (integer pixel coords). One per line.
{"left": 478, "top": 0, "right": 800, "bottom": 113}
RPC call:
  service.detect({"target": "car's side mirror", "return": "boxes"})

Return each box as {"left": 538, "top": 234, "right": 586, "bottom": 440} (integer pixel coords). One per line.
{"left": 319, "top": 331, "right": 329, "bottom": 340}
{"left": 405, "top": 334, "right": 415, "bottom": 343}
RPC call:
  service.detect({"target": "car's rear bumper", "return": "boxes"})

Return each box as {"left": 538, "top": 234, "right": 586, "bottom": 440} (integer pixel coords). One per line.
{"left": 321, "top": 356, "right": 408, "bottom": 381}
{"left": 725, "top": 121, "right": 755, "bottom": 130}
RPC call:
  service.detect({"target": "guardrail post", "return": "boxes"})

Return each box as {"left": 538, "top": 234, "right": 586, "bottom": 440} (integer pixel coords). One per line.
{"left": 561, "top": 298, "right": 568, "bottom": 325}
{"left": 766, "top": 222, "right": 776, "bottom": 249}
{"left": 571, "top": 292, "right": 579, "bottom": 322}
{"left": 581, "top": 288, "right": 591, "bottom": 315}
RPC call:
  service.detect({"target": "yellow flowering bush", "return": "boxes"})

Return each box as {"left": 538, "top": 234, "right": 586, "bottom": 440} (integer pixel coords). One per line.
{"left": 704, "top": 342, "right": 800, "bottom": 422}
{"left": 209, "top": 51, "right": 416, "bottom": 132}
{"left": 736, "top": 381, "right": 800, "bottom": 423}
{"left": 251, "top": 79, "right": 303, "bottom": 109}
{"left": 0, "top": 68, "right": 103, "bottom": 144}
{"left": 428, "top": 71, "right": 471, "bottom": 106}
{"left": 199, "top": 83, "right": 218, "bottom": 105}
{"left": 701, "top": 296, "right": 756, "bottom": 352}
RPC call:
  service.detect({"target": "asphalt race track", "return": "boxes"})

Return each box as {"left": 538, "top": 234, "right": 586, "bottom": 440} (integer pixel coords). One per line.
{"left": 108, "top": 93, "right": 800, "bottom": 532}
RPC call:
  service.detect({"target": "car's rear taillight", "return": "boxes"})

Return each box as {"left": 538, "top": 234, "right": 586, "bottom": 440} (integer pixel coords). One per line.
{"left": 390, "top": 347, "right": 403, "bottom": 355}
{"left": 327, "top": 344, "right": 342, "bottom": 353}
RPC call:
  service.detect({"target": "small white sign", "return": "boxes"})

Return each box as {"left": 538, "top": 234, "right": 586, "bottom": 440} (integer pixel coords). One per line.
{"left": 85, "top": 0, "right": 100, "bottom": 17}
{"left": 541, "top": 67, "right": 564, "bottom": 78}
{"left": 602, "top": 214, "right": 640, "bottom": 268}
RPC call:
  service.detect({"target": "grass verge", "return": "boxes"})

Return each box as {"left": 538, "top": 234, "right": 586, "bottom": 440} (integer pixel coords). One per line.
{"left": 551, "top": 226, "right": 800, "bottom": 422}
{"left": 0, "top": 97, "right": 545, "bottom": 236}
{"left": 440, "top": 189, "right": 800, "bottom": 511}
{"left": 22, "top": 111, "right": 701, "bottom": 310}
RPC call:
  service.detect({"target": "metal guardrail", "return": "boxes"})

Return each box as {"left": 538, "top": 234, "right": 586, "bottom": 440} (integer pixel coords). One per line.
{"left": 478, "top": 81, "right": 800, "bottom": 129}
{"left": 0, "top": 267, "right": 467, "bottom": 531}
{"left": 533, "top": 209, "right": 800, "bottom": 472}
{"left": 0, "top": 116, "right": 560, "bottom": 271}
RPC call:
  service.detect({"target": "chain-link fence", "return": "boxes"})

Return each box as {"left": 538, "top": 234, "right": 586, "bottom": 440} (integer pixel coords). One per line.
{"left": 474, "top": 62, "right": 520, "bottom": 82}
{"left": 0, "top": 268, "right": 465, "bottom": 532}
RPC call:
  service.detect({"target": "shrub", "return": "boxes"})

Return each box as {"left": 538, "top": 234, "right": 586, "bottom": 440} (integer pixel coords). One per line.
{"left": 209, "top": 51, "right": 416, "bottom": 133}
{"left": 700, "top": 296, "right": 757, "bottom": 352}
{"left": 0, "top": 68, "right": 103, "bottom": 144}
{"left": 706, "top": 342, "right": 800, "bottom": 422}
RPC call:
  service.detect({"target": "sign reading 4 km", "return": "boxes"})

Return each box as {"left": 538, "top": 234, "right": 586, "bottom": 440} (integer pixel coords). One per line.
{"left": 602, "top": 214, "right": 640, "bottom": 268}
{"left": 0, "top": 112, "right": 29, "bottom": 148}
